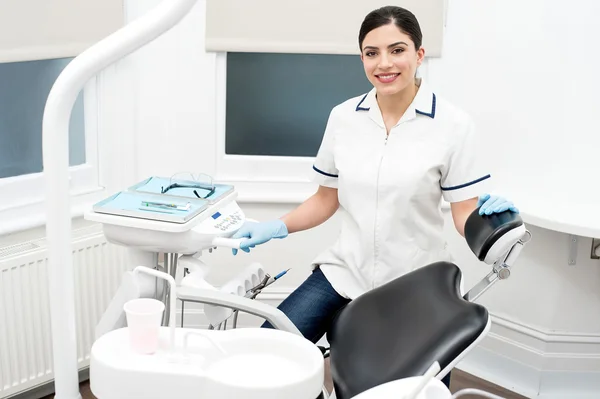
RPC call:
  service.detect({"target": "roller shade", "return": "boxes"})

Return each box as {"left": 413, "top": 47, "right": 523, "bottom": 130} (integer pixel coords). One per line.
{"left": 0, "top": 0, "right": 124, "bottom": 63}
{"left": 206, "top": 0, "right": 445, "bottom": 56}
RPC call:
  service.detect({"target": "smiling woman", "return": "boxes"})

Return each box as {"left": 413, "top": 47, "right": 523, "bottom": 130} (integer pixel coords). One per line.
{"left": 227, "top": 4, "right": 518, "bottom": 392}
{"left": 357, "top": 6, "right": 426, "bottom": 133}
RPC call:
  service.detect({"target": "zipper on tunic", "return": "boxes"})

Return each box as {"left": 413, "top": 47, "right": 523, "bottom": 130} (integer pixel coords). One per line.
{"left": 373, "top": 133, "right": 388, "bottom": 289}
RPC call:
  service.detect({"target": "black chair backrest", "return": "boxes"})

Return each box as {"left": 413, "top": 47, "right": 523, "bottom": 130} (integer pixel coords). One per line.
{"left": 327, "top": 261, "right": 489, "bottom": 399}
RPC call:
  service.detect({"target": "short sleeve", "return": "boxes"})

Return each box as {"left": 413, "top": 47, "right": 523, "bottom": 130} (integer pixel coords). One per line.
{"left": 440, "top": 117, "right": 492, "bottom": 202}
{"left": 311, "top": 109, "right": 339, "bottom": 188}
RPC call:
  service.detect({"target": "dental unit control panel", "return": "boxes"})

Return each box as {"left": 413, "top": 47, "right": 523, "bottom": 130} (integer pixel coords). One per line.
{"left": 213, "top": 211, "right": 243, "bottom": 231}
{"left": 205, "top": 203, "right": 244, "bottom": 234}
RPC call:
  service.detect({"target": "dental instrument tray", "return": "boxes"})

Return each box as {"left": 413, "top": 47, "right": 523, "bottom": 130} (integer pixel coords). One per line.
{"left": 92, "top": 191, "right": 209, "bottom": 223}
{"left": 129, "top": 176, "right": 234, "bottom": 204}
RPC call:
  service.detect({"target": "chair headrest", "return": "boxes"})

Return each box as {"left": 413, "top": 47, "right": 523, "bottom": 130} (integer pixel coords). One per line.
{"left": 464, "top": 209, "right": 525, "bottom": 264}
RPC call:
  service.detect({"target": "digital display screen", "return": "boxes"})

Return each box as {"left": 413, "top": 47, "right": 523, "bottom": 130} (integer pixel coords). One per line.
{"left": 211, "top": 212, "right": 221, "bottom": 219}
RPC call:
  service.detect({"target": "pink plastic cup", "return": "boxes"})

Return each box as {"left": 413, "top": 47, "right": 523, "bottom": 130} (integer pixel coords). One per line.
{"left": 123, "top": 298, "right": 165, "bottom": 354}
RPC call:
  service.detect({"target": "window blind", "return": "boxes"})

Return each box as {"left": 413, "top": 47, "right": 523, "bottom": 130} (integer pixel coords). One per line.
{"left": 206, "top": 0, "right": 444, "bottom": 56}
{"left": 0, "top": 0, "right": 123, "bottom": 63}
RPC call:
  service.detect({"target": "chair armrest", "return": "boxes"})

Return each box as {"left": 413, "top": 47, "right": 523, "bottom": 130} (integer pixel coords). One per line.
{"left": 463, "top": 209, "right": 532, "bottom": 302}
{"left": 464, "top": 209, "right": 528, "bottom": 264}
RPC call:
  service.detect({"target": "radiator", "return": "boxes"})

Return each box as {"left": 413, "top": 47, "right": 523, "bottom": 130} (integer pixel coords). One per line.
{"left": 0, "top": 226, "right": 130, "bottom": 398}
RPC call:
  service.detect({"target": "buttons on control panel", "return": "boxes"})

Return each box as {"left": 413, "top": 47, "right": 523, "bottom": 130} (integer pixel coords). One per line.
{"left": 214, "top": 210, "right": 243, "bottom": 232}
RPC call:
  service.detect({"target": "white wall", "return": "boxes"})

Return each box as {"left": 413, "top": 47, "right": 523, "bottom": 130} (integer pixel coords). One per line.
{"left": 427, "top": 0, "right": 600, "bottom": 208}
{"left": 98, "top": 0, "right": 600, "bottom": 397}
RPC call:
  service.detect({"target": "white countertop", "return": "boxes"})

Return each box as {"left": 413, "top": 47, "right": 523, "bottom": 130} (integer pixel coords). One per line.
{"left": 511, "top": 195, "right": 600, "bottom": 238}
{"left": 441, "top": 193, "right": 600, "bottom": 238}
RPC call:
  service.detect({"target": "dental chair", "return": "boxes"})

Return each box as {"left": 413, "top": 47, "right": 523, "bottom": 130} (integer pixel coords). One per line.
{"left": 89, "top": 196, "right": 529, "bottom": 399}
{"left": 325, "top": 208, "right": 531, "bottom": 398}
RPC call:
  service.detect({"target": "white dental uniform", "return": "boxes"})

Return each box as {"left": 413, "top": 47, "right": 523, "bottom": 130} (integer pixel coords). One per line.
{"left": 311, "top": 78, "right": 492, "bottom": 299}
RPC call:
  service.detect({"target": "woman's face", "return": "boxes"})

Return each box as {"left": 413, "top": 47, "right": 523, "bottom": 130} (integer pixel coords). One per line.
{"left": 360, "top": 23, "right": 425, "bottom": 97}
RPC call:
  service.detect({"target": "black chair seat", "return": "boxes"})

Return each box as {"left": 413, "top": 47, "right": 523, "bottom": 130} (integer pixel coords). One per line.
{"left": 327, "top": 261, "right": 489, "bottom": 399}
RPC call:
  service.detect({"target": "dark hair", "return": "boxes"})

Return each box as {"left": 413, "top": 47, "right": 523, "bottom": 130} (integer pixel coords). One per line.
{"left": 358, "top": 6, "right": 423, "bottom": 51}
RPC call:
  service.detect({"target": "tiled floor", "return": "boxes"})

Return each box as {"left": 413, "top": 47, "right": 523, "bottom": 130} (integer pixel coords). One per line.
{"left": 43, "top": 360, "right": 528, "bottom": 399}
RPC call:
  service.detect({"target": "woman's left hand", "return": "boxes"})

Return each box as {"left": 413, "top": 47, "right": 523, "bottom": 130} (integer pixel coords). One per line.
{"left": 477, "top": 193, "right": 519, "bottom": 215}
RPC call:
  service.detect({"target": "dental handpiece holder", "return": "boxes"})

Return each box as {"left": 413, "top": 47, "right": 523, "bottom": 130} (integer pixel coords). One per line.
{"left": 178, "top": 254, "right": 271, "bottom": 327}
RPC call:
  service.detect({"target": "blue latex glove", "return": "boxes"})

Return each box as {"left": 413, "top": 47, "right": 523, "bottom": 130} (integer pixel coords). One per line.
{"left": 231, "top": 220, "right": 289, "bottom": 255}
{"left": 477, "top": 193, "right": 519, "bottom": 216}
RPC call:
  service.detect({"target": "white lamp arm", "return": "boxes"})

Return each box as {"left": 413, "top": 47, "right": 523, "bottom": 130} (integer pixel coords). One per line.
{"left": 42, "top": 1, "right": 198, "bottom": 398}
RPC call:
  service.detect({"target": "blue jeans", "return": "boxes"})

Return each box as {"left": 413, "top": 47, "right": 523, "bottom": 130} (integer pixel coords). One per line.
{"left": 262, "top": 267, "right": 350, "bottom": 343}
{"left": 261, "top": 267, "right": 451, "bottom": 389}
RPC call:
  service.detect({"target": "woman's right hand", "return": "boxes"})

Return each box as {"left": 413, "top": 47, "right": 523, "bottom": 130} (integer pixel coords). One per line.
{"left": 231, "top": 220, "right": 289, "bottom": 255}
{"left": 230, "top": 185, "right": 338, "bottom": 255}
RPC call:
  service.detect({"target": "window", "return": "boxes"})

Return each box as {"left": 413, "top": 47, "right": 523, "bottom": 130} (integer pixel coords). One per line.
{"left": 215, "top": 52, "right": 375, "bottom": 201}
{"left": 0, "top": 58, "right": 86, "bottom": 178}
{"left": 225, "top": 52, "right": 372, "bottom": 157}
{"left": 0, "top": 58, "right": 101, "bottom": 233}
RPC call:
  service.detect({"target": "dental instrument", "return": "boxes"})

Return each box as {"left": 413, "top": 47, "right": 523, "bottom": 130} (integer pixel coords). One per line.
{"left": 273, "top": 268, "right": 291, "bottom": 281}
{"left": 141, "top": 200, "right": 192, "bottom": 211}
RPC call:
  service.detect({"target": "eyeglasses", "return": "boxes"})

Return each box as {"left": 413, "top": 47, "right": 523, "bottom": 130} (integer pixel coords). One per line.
{"left": 161, "top": 172, "right": 215, "bottom": 199}
{"left": 160, "top": 183, "right": 215, "bottom": 198}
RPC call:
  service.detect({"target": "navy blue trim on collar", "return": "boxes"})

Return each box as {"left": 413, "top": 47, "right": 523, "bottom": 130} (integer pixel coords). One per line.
{"left": 416, "top": 93, "right": 436, "bottom": 119}
{"left": 440, "top": 174, "right": 490, "bottom": 191}
{"left": 356, "top": 92, "right": 437, "bottom": 117}
{"left": 355, "top": 93, "right": 370, "bottom": 111}
{"left": 313, "top": 165, "right": 338, "bottom": 178}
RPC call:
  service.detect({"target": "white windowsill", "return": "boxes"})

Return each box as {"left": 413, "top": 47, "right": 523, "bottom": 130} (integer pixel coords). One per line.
{"left": 0, "top": 186, "right": 109, "bottom": 236}
{"left": 215, "top": 177, "right": 318, "bottom": 204}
